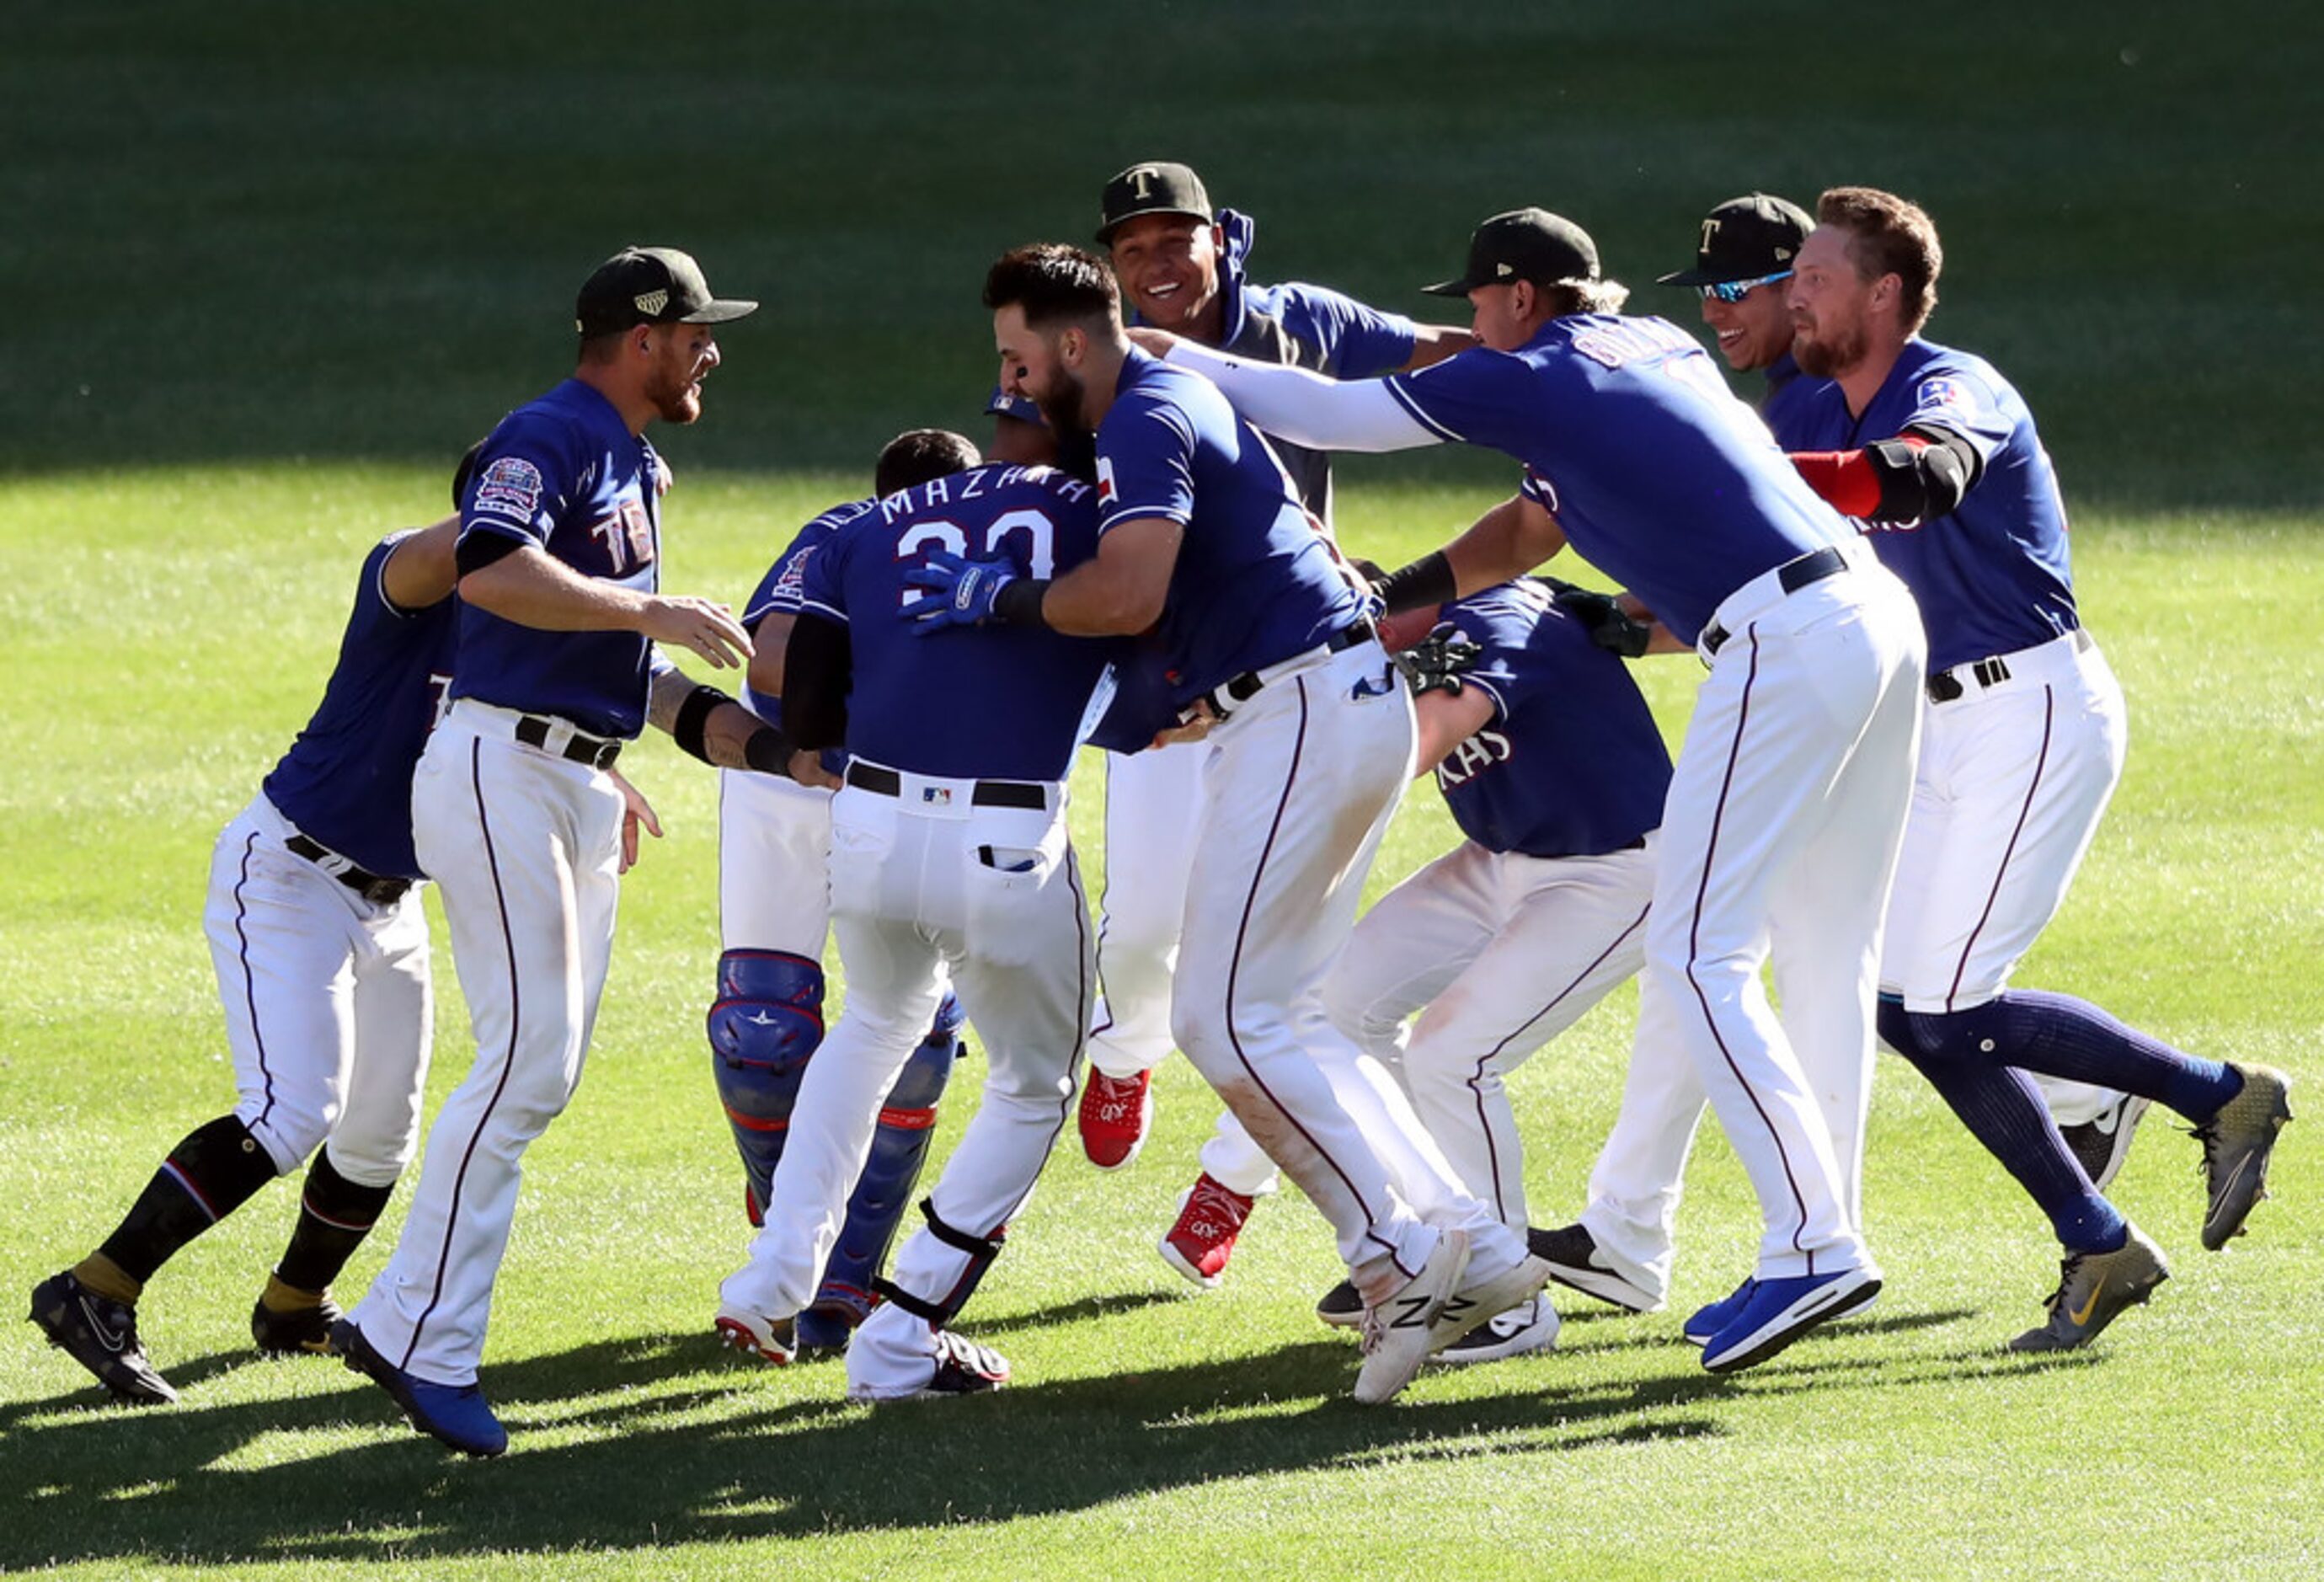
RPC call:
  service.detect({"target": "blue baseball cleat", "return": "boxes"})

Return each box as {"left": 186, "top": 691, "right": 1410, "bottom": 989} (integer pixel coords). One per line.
{"left": 1700, "top": 1266, "right": 1881, "bottom": 1374}
{"left": 1682, "top": 1277, "right": 1756, "bottom": 1346}
{"left": 333, "top": 1317, "right": 507, "bottom": 1458}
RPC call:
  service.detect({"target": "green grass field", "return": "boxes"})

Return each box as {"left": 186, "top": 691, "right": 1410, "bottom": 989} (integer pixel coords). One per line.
{"left": 4, "top": 4, "right": 2321, "bottom": 1578}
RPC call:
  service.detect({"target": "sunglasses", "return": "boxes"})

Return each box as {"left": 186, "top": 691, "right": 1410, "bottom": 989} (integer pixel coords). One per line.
{"left": 1699, "top": 270, "right": 1792, "bottom": 304}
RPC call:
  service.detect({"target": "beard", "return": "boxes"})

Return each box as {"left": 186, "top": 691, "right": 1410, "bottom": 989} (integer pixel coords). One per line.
{"left": 1034, "top": 368, "right": 1087, "bottom": 440}
{"left": 1792, "top": 315, "right": 1867, "bottom": 379}
{"left": 645, "top": 352, "right": 705, "bottom": 424}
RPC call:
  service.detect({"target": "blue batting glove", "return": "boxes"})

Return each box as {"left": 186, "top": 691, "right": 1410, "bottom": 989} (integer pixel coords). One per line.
{"left": 903, "top": 550, "right": 1017, "bottom": 631}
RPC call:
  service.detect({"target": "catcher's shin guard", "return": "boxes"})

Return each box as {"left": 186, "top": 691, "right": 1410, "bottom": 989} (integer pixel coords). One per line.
{"left": 707, "top": 950, "right": 825, "bottom": 1222}
{"left": 801, "top": 993, "right": 965, "bottom": 1344}
{"left": 871, "top": 1194, "right": 1007, "bottom": 1330}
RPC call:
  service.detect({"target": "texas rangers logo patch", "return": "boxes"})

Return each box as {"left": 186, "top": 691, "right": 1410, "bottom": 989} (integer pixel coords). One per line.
{"left": 473, "top": 457, "right": 544, "bottom": 521}
{"left": 1915, "top": 376, "right": 1976, "bottom": 420}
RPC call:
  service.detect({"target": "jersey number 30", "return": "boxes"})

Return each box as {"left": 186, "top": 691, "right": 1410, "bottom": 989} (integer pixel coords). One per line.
{"left": 895, "top": 510, "right": 1057, "bottom": 610}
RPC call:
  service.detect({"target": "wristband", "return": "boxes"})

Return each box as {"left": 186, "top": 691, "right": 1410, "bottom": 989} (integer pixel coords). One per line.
{"left": 993, "top": 577, "right": 1053, "bottom": 628}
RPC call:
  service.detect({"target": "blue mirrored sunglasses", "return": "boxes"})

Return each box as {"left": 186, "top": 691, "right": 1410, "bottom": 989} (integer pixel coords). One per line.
{"left": 1699, "top": 270, "right": 1792, "bottom": 304}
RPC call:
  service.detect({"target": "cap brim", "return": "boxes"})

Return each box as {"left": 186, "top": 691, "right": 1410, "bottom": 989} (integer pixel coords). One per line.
{"left": 1655, "top": 265, "right": 1771, "bottom": 288}
{"left": 680, "top": 297, "right": 759, "bottom": 323}
{"left": 1418, "top": 276, "right": 1476, "bottom": 297}
{"left": 1095, "top": 206, "right": 1211, "bottom": 244}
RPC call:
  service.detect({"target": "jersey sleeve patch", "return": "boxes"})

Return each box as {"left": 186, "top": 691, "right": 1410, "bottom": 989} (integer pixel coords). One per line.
{"left": 472, "top": 457, "right": 545, "bottom": 524}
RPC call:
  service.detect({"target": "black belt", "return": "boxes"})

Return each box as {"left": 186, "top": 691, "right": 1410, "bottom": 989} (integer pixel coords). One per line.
{"left": 1201, "top": 618, "right": 1377, "bottom": 716}
{"left": 514, "top": 714, "right": 622, "bottom": 771}
{"left": 845, "top": 762, "right": 1049, "bottom": 810}
{"left": 1699, "top": 545, "right": 1851, "bottom": 656}
{"left": 1928, "top": 627, "right": 2092, "bottom": 704}
{"left": 286, "top": 834, "right": 413, "bottom": 907}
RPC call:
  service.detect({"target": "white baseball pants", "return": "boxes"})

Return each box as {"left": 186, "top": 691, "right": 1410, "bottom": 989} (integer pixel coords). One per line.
{"left": 1652, "top": 543, "right": 1923, "bottom": 1282}
{"left": 206, "top": 794, "right": 432, "bottom": 1186}
{"left": 716, "top": 767, "right": 1093, "bottom": 1393}
{"left": 351, "top": 702, "right": 623, "bottom": 1387}
{"left": 1170, "top": 640, "right": 1530, "bottom": 1301}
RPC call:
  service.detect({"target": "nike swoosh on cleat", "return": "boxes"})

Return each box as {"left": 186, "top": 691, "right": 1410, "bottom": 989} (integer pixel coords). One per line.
{"left": 2069, "top": 1288, "right": 2104, "bottom": 1328}
{"left": 77, "top": 1296, "right": 127, "bottom": 1354}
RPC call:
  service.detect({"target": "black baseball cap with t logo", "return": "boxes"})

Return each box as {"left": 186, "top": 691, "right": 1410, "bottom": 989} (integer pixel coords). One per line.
{"left": 1422, "top": 209, "right": 1600, "bottom": 297}
{"left": 1096, "top": 162, "right": 1214, "bottom": 244}
{"left": 574, "top": 247, "right": 758, "bottom": 338}
{"left": 1657, "top": 194, "right": 1812, "bottom": 287}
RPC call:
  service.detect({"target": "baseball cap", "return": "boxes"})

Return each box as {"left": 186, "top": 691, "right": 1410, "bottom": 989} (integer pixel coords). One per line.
{"left": 1656, "top": 194, "right": 1812, "bottom": 287}
{"left": 1421, "top": 209, "right": 1600, "bottom": 297}
{"left": 574, "top": 246, "right": 758, "bottom": 338}
{"left": 1096, "top": 162, "right": 1213, "bottom": 244}
{"left": 986, "top": 386, "right": 1045, "bottom": 426}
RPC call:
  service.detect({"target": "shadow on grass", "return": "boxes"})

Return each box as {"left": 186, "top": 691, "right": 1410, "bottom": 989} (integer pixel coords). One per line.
{"left": 0, "top": 1320, "right": 1759, "bottom": 1565}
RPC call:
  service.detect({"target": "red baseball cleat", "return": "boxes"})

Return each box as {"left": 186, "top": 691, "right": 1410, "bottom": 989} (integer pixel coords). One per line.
{"left": 1078, "top": 1067, "right": 1153, "bottom": 1170}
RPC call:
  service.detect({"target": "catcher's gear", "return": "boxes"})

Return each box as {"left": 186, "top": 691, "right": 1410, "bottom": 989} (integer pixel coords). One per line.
{"left": 707, "top": 949, "right": 825, "bottom": 1219}
{"left": 1393, "top": 621, "right": 1483, "bottom": 697}
{"left": 1539, "top": 578, "right": 1654, "bottom": 659}
{"left": 799, "top": 993, "right": 965, "bottom": 1346}
{"left": 872, "top": 1198, "right": 1006, "bottom": 1328}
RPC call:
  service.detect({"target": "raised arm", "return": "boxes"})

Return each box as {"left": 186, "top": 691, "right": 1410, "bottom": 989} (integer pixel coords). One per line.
{"left": 460, "top": 543, "right": 753, "bottom": 670}
{"left": 1138, "top": 333, "right": 1442, "bottom": 454}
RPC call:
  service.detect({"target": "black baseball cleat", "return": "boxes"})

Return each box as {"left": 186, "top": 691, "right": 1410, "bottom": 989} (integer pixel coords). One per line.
{"left": 29, "top": 1270, "right": 179, "bottom": 1405}
{"left": 2195, "top": 1064, "right": 2293, "bottom": 1251}
{"left": 2009, "top": 1227, "right": 2169, "bottom": 1352}
{"left": 2059, "top": 1096, "right": 2150, "bottom": 1193}
{"left": 1315, "top": 1278, "right": 1365, "bottom": 1329}
{"left": 251, "top": 1285, "right": 344, "bottom": 1355}
{"left": 1529, "top": 1223, "right": 1662, "bottom": 1313}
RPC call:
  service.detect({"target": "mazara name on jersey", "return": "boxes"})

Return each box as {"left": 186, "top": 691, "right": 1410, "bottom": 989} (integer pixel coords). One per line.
{"left": 876, "top": 462, "right": 1092, "bottom": 526}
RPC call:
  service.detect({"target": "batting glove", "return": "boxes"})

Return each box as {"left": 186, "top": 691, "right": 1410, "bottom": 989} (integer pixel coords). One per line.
{"left": 1542, "top": 580, "right": 1654, "bottom": 659}
{"left": 905, "top": 550, "right": 1017, "bottom": 631}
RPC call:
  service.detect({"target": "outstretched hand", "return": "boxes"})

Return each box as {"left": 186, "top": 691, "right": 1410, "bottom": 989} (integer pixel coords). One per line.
{"left": 904, "top": 550, "right": 1018, "bottom": 633}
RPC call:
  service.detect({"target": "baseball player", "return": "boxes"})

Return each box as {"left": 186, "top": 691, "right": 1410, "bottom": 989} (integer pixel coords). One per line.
{"left": 709, "top": 430, "right": 1021, "bottom": 1353}
{"left": 1771, "top": 187, "right": 2292, "bottom": 1349}
{"left": 1268, "top": 580, "right": 1669, "bottom": 1365}
{"left": 1141, "top": 208, "right": 1927, "bottom": 1375}
{"left": 713, "top": 436, "right": 1109, "bottom": 1400}
{"left": 912, "top": 243, "right": 1552, "bottom": 1406}
{"left": 334, "top": 246, "right": 794, "bottom": 1457}
{"left": 28, "top": 513, "right": 462, "bottom": 1406}
{"left": 1079, "top": 161, "right": 1472, "bottom": 1177}
{"left": 1532, "top": 193, "right": 2140, "bottom": 1321}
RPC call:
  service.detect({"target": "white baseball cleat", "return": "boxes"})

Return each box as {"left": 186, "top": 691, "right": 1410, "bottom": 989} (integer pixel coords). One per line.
{"left": 846, "top": 1330, "right": 1009, "bottom": 1403}
{"left": 1354, "top": 1230, "right": 1470, "bottom": 1406}
{"left": 713, "top": 1305, "right": 797, "bottom": 1366}
{"left": 1432, "top": 1294, "right": 1562, "bottom": 1366}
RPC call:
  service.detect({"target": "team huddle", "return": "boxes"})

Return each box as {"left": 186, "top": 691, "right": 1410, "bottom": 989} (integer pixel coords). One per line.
{"left": 30, "top": 167, "right": 2295, "bottom": 1458}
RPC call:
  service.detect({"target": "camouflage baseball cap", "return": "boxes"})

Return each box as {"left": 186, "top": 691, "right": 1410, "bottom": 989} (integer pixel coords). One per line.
{"left": 1097, "top": 162, "right": 1214, "bottom": 244}
{"left": 574, "top": 246, "right": 757, "bottom": 338}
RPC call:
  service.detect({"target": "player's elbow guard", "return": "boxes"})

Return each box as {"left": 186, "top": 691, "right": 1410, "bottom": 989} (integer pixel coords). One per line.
{"left": 1864, "top": 430, "right": 1981, "bottom": 523}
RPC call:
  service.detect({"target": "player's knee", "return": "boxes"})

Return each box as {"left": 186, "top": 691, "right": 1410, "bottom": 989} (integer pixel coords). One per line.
{"left": 708, "top": 949, "right": 825, "bottom": 1123}
{"left": 1881, "top": 997, "right": 2009, "bottom": 1073}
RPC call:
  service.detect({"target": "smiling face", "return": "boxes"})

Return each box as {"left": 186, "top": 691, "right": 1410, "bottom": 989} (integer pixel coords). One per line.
{"left": 1106, "top": 212, "right": 1224, "bottom": 339}
{"left": 641, "top": 322, "right": 722, "bottom": 424}
{"left": 1700, "top": 280, "right": 1795, "bottom": 372}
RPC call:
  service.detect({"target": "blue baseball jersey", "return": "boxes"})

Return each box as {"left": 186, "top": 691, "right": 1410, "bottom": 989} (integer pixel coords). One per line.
{"left": 740, "top": 495, "right": 877, "bottom": 719}
{"left": 1760, "top": 349, "right": 1815, "bottom": 436}
{"left": 1384, "top": 315, "right": 1855, "bottom": 644}
{"left": 450, "top": 378, "right": 663, "bottom": 738}
{"left": 262, "top": 534, "right": 459, "bottom": 880}
{"left": 1098, "top": 350, "right": 1367, "bottom": 706}
{"left": 800, "top": 464, "right": 1113, "bottom": 781}
{"left": 1771, "top": 339, "right": 2078, "bottom": 674}
{"left": 1430, "top": 580, "right": 1671, "bottom": 858}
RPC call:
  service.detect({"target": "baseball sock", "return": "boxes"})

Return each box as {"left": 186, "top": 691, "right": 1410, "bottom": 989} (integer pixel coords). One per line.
{"left": 1963, "top": 990, "right": 2241, "bottom": 1120}
{"left": 1880, "top": 1001, "right": 2127, "bottom": 1253}
{"left": 86, "top": 1115, "right": 280, "bottom": 1294}
{"left": 270, "top": 1148, "right": 396, "bottom": 1298}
